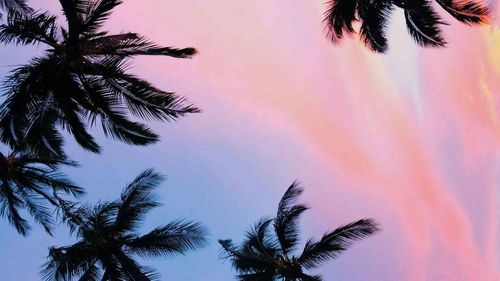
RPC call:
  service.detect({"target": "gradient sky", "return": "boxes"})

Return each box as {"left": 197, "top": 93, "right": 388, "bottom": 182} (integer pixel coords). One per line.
{"left": 0, "top": 0, "right": 499, "bottom": 280}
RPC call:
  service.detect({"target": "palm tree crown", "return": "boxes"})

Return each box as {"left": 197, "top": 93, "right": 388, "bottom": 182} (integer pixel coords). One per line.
{"left": 0, "top": 0, "right": 199, "bottom": 157}
{"left": 43, "top": 169, "right": 208, "bottom": 281}
{"left": 219, "top": 182, "right": 380, "bottom": 281}
{"left": 0, "top": 150, "right": 82, "bottom": 236}
{"left": 325, "top": 0, "right": 491, "bottom": 53}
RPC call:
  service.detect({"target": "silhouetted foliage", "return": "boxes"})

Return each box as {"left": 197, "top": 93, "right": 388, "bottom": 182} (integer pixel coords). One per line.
{"left": 325, "top": 0, "right": 491, "bottom": 52}
{"left": 0, "top": 0, "right": 199, "bottom": 157}
{"left": 219, "top": 182, "right": 380, "bottom": 281}
{"left": 0, "top": 0, "right": 32, "bottom": 19}
{"left": 42, "top": 169, "right": 208, "bottom": 281}
{"left": 0, "top": 150, "right": 81, "bottom": 235}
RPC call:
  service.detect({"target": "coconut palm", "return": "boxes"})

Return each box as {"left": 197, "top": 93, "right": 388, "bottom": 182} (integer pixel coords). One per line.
{"left": 0, "top": 149, "right": 82, "bottom": 236}
{"left": 325, "top": 0, "right": 491, "bottom": 53}
{"left": 0, "top": 0, "right": 32, "bottom": 18}
{"left": 0, "top": 0, "right": 199, "bottom": 157}
{"left": 219, "top": 182, "right": 380, "bottom": 281}
{"left": 42, "top": 169, "right": 208, "bottom": 281}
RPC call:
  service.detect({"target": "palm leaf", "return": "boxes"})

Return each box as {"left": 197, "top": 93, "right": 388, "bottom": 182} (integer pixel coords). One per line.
{"left": 19, "top": 169, "right": 83, "bottom": 196}
{"left": 436, "top": 0, "right": 490, "bottom": 24}
{"left": 404, "top": 1, "right": 447, "bottom": 47}
{"left": 83, "top": 33, "right": 197, "bottom": 58}
{"left": 113, "top": 250, "right": 157, "bottom": 281}
{"left": 0, "top": 179, "right": 29, "bottom": 235}
{"left": 101, "top": 264, "right": 128, "bottom": 281}
{"left": 125, "top": 220, "right": 208, "bottom": 258}
{"left": 243, "top": 218, "right": 280, "bottom": 260}
{"left": 15, "top": 189, "right": 54, "bottom": 234}
{"left": 0, "top": 0, "right": 32, "bottom": 18}
{"left": 114, "top": 169, "right": 163, "bottom": 233}
{"left": 219, "top": 239, "right": 277, "bottom": 274}
{"left": 82, "top": 0, "right": 122, "bottom": 34}
{"left": 274, "top": 182, "right": 309, "bottom": 255}
{"left": 42, "top": 242, "right": 98, "bottom": 281}
{"left": 0, "top": 12, "right": 60, "bottom": 47}
{"left": 78, "top": 264, "right": 101, "bottom": 281}
{"left": 358, "top": 0, "right": 394, "bottom": 53}
{"left": 84, "top": 56, "right": 200, "bottom": 121}
{"left": 298, "top": 218, "right": 379, "bottom": 269}
{"left": 0, "top": 149, "right": 81, "bottom": 235}
{"left": 324, "top": 0, "right": 360, "bottom": 42}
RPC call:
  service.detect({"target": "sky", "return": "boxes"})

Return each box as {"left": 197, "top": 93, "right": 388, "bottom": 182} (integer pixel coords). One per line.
{"left": 0, "top": 0, "right": 499, "bottom": 280}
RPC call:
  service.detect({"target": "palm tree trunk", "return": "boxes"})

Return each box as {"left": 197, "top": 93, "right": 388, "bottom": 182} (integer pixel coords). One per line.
{"left": 58, "top": 0, "right": 81, "bottom": 45}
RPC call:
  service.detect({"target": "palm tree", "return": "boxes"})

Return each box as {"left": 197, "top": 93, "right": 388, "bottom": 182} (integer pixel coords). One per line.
{"left": 0, "top": 0, "right": 199, "bottom": 157}
{"left": 219, "top": 182, "right": 380, "bottom": 281}
{"left": 325, "top": 0, "right": 491, "bottom": 53}
{"left": 0, "top": 149, "right": 82, "bottom": 236}
{"left": 0, "top": 0, "right": 32, "bottom": 18}
{"left": 42, "top": 169, "right": 208, "bottom": 281}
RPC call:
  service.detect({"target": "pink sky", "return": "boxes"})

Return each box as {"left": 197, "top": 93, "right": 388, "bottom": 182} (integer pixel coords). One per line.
{"left": 2, "top": 1, "right": 499, "bottom": 280}
{"left": 113, "top": 1, "right": 500, "bottom": 279}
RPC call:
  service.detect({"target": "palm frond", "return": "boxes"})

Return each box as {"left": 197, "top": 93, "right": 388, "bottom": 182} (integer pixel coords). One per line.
{"left": 219, "top": 239, "right": 241, "bottom": 260}
{"left": 86, "top": 202, "right": 119, "bottom": 232}
{"left": 83, "top": 33, "right": 197, "bottom": 58}
{"left": 0, "top": 12, "right": 60, "bottom": 47}
{"left": 82, "top": 0, "right": 123, "bottom": 34}
{"left": 126, "top": 220, "right": 208, "bottom": 258}
{"left": 404, "top": 1, "right": 447, "bottom": 48}
{"left": 358, "top": 0, "right": 394, "bottom": 53}
{"left": 100, "top": 114, "right": 160, "bottom": 146}
{"left": 113, "top": 250, "right": 157, "bottom": 281}
{"left": 298, "top": 219, "right": 379, "bottom": 269}
{"left": 0, "top": 149, "right": 82, "bottom": 235}
{"left": 0, "top": 0, "right": 32, "bottom": 18}
{"left": 101, "top": 264, "right": 128, "bottom": 281}
{"left": 84, "top": 57, "right": 200, "bottom": 121}
{"left": 77, "top": 72, "right": 161, "bottom": 146}
{"left": 55, "top": 91, "right": 101, "bottom": 154}
{"left": 114, "top": 169, "right": 163, "bottom": 233}
{"left": 274, "top": 182, "right": 309, "bottom": 255}
{"left": 324, "top": 0, "right": 359, "bottom": 42}
{"left": 0, "top": 180, "right": 30, "bottom": 235}
{"left": 436, "top": 0, "right": 490, "bottom": 24}
{"left": 15, "top": 152, "right": 77, "bottom": 168}
{"left": 24, "top": 114, "right": 67, "bottom": 157}
{"left": 219, "top": 238, "right": 277, "bottom": 274}
{"left": 19, "top": 168, "right": 83, "bottom": 197}
{"left": 77, "top": 263, "right": 101, "bottom": 281}
{"left": 42, "top": 242, "right": 97, "bottom": 281}
{"left": 54, "top": 196, "right": 90, "bottom": 236}
{"left": 1, "top": 55, "right": 67, "bottom": 156}
{"left": 243, "top": 218, "right": 280, "bottom": 259}
{"left": 15, "top": 189, "right": 54, "bottom": 234}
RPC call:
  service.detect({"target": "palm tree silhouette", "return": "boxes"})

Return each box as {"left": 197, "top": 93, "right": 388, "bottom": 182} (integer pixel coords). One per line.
{"left": 42, "top": 169, "right": 208, "bottom": 281}
{"left": 0, "top": 0, "right": 31, "bottom": 18}
{"left": 325, "top": 0, "right": 491, "bottom": 53}
{"left": 219, "top": 182, "right": 380, "bottom": 280}
{"left": 0, "top": 150, "right": 81, "bottom": 236}
{"left": 0, "top": 0, "right": 199, "bottom": 157}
